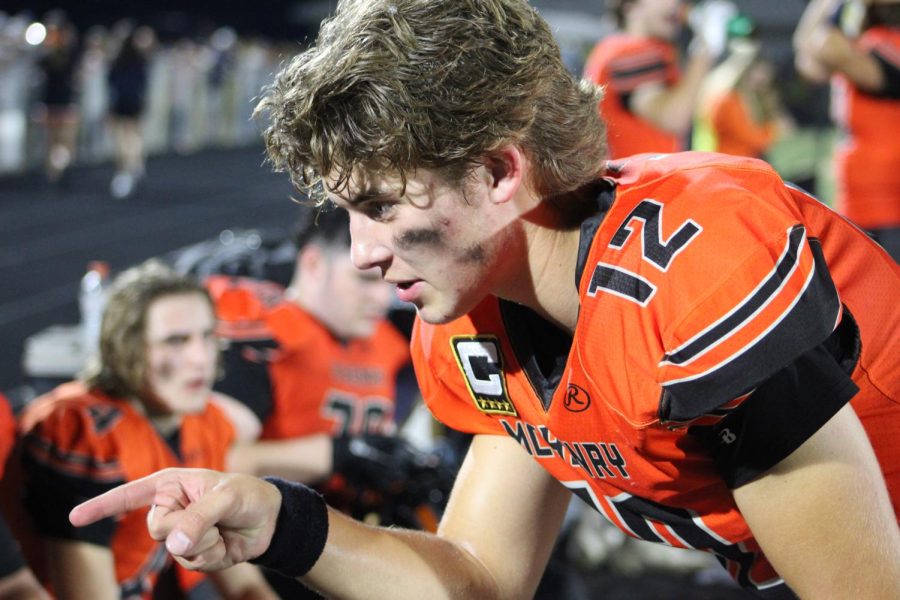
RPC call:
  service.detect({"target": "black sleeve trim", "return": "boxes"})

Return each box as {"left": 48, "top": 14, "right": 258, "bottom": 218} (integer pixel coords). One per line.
{"left": 689, "top": 337, "right": 859, "bottom": 489}
{"left": 213, "top": 340, "right": 276, "bottom": 424}
{"left": 661, "top": 234, "right": 841, "bottom": 422}
{"left": 23, "top": 452, "right": 123, "bottom": 545}
{"left": 870, "top": 50, "right": 900, "bottom": 99}
{"left": 0, "top": 513, "right": 26, "bottom": 577}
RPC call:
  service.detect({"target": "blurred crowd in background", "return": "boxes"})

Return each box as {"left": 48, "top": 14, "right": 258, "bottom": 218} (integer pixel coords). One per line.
{"left": 0, "top": 8, "right": 294, "bottom": 196}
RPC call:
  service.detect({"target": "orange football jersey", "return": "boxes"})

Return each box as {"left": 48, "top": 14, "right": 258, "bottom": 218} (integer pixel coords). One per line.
{"left": 16, "top": 382, "right": 235, "bottom": 599}
{"left": 831, "top": 26, "right": 900, "bottom": 229}
{"left": 210, "top": 276, "right": 410, "bottom": 440}
{"left": 413, "top": 152, "right": 899, "bottom": 595}
{"left": 583, "top": 34, "right": 683, "bottom": 158}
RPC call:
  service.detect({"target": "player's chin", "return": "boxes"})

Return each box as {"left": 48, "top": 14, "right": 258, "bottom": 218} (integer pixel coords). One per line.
{"left": 415, "top": 299, "right": 469, "bottom": 325}
{"left": 175, "top": 394, "right": 209, "bottom": 415}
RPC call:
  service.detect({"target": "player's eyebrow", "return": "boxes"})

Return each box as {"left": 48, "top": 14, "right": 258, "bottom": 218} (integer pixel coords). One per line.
{"left": 345, "top": 188, "right": 395, "bottom": 206}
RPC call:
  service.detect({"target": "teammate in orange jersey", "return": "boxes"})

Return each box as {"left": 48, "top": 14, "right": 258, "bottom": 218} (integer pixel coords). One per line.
{"left": 795, "top": 0, "right": 900, "bottom": 262}
{"left": 70, "top": 2, "right": 900, "bottom": 598}
{"left": 12, "top": 261, "right": 276, "bottom": 600}
{"left": 210, "top": 208, "right": 407, "bottom": 485}
{"left": 583, "top": 0, "right": 714, "bottom": 158}
{"left": 209, "top": 208, "right": 412, "bottom": 597}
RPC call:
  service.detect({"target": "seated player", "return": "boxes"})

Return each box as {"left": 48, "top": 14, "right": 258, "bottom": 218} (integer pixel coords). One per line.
{"left": 13, "top": 260, "right": 276, "bottom": 599}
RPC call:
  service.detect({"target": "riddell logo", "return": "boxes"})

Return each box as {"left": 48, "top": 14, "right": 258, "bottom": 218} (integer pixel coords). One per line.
{"left": 564, "top": 384, "right": 591, "bottom": 412}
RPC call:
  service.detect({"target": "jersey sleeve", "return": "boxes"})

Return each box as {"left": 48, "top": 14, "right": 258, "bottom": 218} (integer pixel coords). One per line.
{"left": 606, "top": 44, "right": 673, "bottom": 95}
{"left": 21, "top": 403, "right": 126, "bottom": 545}
{"left": 213, "top": 339, "right": 276, "bottom": 425}
{"left": 411, "top": 319, "right": 507, "bottom": 437}
{"left": 688, "top": 318, "right": 859, "bottom": 488}
{"left": 656, "top": 202, "right": 843, "bottom": 423}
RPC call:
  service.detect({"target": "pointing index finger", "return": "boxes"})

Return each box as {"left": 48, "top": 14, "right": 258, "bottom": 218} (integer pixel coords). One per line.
{"left": 69, "top": 470, "right": 170, "bottom": 526}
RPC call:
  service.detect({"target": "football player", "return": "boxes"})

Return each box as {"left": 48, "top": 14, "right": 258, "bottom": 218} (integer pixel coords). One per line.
{"left": 71, "top": 2, "right": 900, "bottom": 598}
{"left": 13, "top": 261, "right": 276, "bottom": 599}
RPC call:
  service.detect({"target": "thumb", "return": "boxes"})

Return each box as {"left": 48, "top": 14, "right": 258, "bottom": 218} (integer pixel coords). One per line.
{"left": 154, "top": 483, "right": 238, "bottom": 557}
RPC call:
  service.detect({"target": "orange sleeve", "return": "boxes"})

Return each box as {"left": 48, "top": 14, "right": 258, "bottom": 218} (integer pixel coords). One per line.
{"left": 411, "top": 319, "right": 508, "bottom": 436}
{"left": 23, "top": 402, "right": 125, "bottom": 484}
{"left": 655, "top": 193, "right": 842, "bottom": 422}
{"left": 20, "top": 399, "right": 127, "bottom": 545}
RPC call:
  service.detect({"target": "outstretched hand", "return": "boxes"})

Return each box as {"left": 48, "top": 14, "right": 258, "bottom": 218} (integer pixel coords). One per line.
{"left": 69, "top": 468, "right": 282, "bottom": 572}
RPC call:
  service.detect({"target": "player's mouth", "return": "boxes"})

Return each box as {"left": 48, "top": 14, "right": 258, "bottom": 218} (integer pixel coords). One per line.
{"left": 395, "top": 279, "right": 423, "bottom": 304}
{"left": 185, "top": 377, "right": 208, "bottom": 392}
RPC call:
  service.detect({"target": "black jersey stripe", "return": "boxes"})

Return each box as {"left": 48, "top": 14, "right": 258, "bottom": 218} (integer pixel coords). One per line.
{"left": 24, "top": 434, "right": 121, "bottom": 470}
{"left": 611, "top": 60, "right": 668, "bottom": 82}
{"left": 660, "top": 238, "right": 840, "bottom": 422}
{"left": 661, "top": 225, "right": 808, "bottom": 366}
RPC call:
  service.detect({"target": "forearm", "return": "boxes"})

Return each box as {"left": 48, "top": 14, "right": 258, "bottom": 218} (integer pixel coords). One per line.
{"left": 795, "top": 0, "right": 839, "bottom": 53}
{"left": 227, "top": 435, "right": 333, "bottom": 483}
{"left": 734, "top": 405, "right": 900, "bottom": 598}
{"left": 794, "top": 0, "right": 871, "bottom": 85}
{"left": 0, "top": 568, "right": 49, "bottom": 600}
{"left": 303, "top": 435, "right": 567, "bottom": 598}
{"left": 638, "top": 50, "right": 712, "bottom": 136}
{"left": 302, "top": 508, "right": 499, "bottom": 600}
{"left": 210, "top": 562, "right": 278, "bottom": 600}
{"left": 44, "top": 540, "right": 119, "bottom": 600}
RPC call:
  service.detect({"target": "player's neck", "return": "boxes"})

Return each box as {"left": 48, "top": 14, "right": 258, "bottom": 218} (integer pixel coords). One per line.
{"left": 497, "top": 215, "right": 582, "bottom": 334}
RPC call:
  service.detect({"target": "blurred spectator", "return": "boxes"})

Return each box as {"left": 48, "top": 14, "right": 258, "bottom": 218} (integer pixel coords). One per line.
{"left": 3, "top": 19, "right": 286, "bottom": 177}
{"left": 795, "top": 0, "right": 900, "bottom": 262}
{"left": 168, "top": 37, "right": 205, "bottom": 154}
{"left": 694, "top": 16, "right": 794, "bottom": 158}
{"left": 12, "top": 260, "right": 276, "bottom": 600}
{"left": 77, "top": 25, "right": 110, "bottom": 163}
{"left": 234, "top": 38, "right": 275, "bottom": 142}
{"left": 206, "top": 27, "right": 239, "bottom": 147}
{"left": 107, "top": 24, "right": 154, "bottom": 199}
{"left": 34, "top": 11, "right": 80, "bottom": 185}
{"left": 209, "top": 208, "right": 417, "bottom": 598}
{"left": 0, "top": 12, "right": 35, "bottom": 173}
{"left": 582, "top": 0, "right": 719, "bottom": 158}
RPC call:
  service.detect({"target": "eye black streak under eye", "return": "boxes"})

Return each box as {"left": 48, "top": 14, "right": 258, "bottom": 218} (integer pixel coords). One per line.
{"left": 395, "top": 228, "right": 444, "bottom": 249}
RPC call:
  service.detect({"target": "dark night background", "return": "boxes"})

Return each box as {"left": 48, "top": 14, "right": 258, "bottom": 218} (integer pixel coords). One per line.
{"left": 1, "top": 0, "right": 326, "bottom": 41}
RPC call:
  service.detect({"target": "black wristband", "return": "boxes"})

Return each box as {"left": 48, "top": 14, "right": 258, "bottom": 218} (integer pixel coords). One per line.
{"left": 248, "top": 477, "right": 329, "bottom": 578}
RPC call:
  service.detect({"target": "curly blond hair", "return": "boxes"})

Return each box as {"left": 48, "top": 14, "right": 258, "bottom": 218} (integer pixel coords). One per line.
{"left": 256, "top": 0, "right": 606, "bottom": 201}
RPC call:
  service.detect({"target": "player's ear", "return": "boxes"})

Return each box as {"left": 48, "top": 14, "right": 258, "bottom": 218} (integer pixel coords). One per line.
{"left": 484, "top": 144, "right": 525, "bottom": 205}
